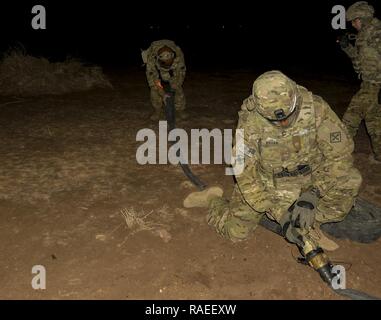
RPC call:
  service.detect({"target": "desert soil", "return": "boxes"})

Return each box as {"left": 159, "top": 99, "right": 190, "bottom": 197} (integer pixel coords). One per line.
{"left": 0, "top": 69, "right": 380, "bottom": 299}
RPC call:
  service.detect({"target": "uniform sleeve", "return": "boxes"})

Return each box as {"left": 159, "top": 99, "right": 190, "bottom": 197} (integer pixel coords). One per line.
{"left": 364, "top": 26, "right": 381, "bottom": 77}
{"left": 145, "top": 49, "right": 159, "bottom": 88}
{"left": 232, "top": 107, "right": 270, "bottom": 212}
{"left": 233, "top": 109, "right": 258, "bottom": 179}
{"left": 342, "top": 44, "right": 361, "bottom": 74}
{"left": 369, "top": 25, "right": 381, "bottom": 55}
{"left": 312, "top": 96, "right": 356, "bottom": 196}
{"left": 366, "top": 24, "right": 381, "bottom": 83}
{"left": 342, "top": 43, "right": 358, "bottom": 60}
{"left": 171, "top": 48, "right": 186, "bottom": 87}
{"left": 344, "top": 24, "right": 381, "bottom": 77}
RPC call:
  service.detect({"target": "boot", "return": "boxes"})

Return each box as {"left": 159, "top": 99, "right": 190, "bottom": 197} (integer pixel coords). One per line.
{"left": 308, "top": 222, "right": 340, "bottom": 252}
{"left": 183, "top": 186, "right": 224, "bottom": 208}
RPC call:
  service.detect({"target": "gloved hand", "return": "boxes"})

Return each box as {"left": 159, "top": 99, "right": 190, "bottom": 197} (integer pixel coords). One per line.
{"left": 337, "top": 34, "right": 350, "bottom": 49}
{"left": 291, "top": 189, "right": 319, "bottom": 229}
{"left": 154, "top": 80, "right": 165, "bottom": 96}
{"left": 279, "top": 212, "right": 305, "bottom": 248}
{"left": 154, "top": 79, "right": 163, "bottom": 89}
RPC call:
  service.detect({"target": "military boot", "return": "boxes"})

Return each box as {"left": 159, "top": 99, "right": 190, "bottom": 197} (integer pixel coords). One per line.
{"left": 183, "top": 186, "right": 224, "bottom": 208}
{"left": 308, "top": 222, "right": 340, "bottom": 251}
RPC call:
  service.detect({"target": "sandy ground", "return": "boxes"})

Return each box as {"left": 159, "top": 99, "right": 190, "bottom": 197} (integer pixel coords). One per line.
{"left": 0, "top": 69, "right": 380, "bottom": 300}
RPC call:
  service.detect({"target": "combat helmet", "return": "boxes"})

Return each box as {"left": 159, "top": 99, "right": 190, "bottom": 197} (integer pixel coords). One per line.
{"left": 346, "top": 1, "right": 375, "bottom": 21}
{"left": 252, "top": 71, "right": 300, "bottom": 122}
{"left": 157, "top": 45, "right": 175, "bottom": 67}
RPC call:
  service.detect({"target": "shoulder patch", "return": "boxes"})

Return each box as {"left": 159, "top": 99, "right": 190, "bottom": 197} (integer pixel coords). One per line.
{"left": 330, "top": 131, "right": 342, "bottom": 143}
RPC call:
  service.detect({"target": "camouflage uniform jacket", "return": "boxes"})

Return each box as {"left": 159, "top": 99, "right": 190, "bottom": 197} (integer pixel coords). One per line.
{"left": 143, "top": 39, "right": 186, "bottom": 88}
{"left": 343, "top": 17, "right": 381, "bottom": 84}
{"left": 235, "top": 86, "right": 355, "bottom": 198}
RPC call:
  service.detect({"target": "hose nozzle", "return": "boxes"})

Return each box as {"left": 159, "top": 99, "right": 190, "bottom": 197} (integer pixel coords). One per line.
{"left": 305, "top": 247, "right": 334, "bottom": 285}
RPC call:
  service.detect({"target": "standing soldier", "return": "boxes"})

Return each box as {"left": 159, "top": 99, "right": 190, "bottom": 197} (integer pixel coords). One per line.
{"left": 183, "top": 71, "right": 362, "bottom": 281}
{"left": 339, "top": 1, "right": 381, "bottom": 161}
{"left": 142, "top": 39, "right": 187, "bottom": 121}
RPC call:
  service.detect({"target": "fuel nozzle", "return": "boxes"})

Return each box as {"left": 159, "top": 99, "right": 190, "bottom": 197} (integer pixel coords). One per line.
{"left": 305, "top": 247, "right": 334, "bottom": 285}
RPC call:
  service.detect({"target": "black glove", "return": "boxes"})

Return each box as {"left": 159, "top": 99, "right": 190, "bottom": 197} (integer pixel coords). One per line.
{"left": 378, "top": 88, "right": 381, "bottom": 105}
{"left": 290, "top": 189, "right": 319, "bottom": 229}
{"left": 337, "top": 34, "right": 350, "bottom": 49}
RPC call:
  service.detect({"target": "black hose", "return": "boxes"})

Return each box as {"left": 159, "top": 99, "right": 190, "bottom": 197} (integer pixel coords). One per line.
{"left": 259, "top": 215, "right": 381, "bottom": 300}
{"left": 163, "top": 86, "right": 207, "bottom": 191}
{"left": 334, "top": 288, "right": 380, "bottom": 300}
{"left": 179, "top": 163, "right": 207, "bottom": 190}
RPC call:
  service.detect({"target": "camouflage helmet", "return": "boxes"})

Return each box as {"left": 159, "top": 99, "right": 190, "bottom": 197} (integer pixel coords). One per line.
{"left": 157, "top": 46, "right": 175, "bottom": 61}
{"left": 252, "top": 71, "right": 300, "bottom": 121}
{"left": 346, "top": 1, "right": 375, "bottom": 21}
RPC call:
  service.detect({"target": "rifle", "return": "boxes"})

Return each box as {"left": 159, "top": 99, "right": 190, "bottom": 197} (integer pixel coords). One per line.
{"left": 336, "top": 32, "right": 357, "bottom": 48}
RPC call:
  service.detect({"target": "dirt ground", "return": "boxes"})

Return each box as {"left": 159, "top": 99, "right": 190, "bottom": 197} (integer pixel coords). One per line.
{"left": 0, "top": 69, "right": 380, "bottom": 300}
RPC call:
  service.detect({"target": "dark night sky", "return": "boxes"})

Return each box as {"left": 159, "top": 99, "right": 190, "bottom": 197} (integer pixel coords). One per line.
{"left": 1, "top": 0, "right": 380, "bottom": 73}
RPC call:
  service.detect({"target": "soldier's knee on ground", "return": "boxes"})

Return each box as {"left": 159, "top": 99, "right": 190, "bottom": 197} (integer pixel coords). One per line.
{"left": 336, "top": 167, "right": 363, "bottom": 198}
{"left": 207, "top": 199, "right": 260, "bottom": 242}
{"left": 223, "top": 217, "right": 255, "bottom": 242}
{"left": 207, "top": 197, "right": 233, "bottom": 238}
{"left": 349, "top": 167, "right": 363, "bottom": 193}
{"left": 207, "top": 199, "right": 251, "bottom": 241}
{"left": 316, "top": 168, "right": 362, "bottom": 223}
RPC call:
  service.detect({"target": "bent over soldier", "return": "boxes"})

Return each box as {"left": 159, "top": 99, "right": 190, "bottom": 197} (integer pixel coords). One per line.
{"left": 142, "top": 39, "right": 187, "bottom": 121}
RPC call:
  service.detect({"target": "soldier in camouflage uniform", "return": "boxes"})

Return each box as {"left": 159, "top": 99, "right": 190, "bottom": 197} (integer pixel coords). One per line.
{"left": 184, "top": 71, "right": 362, "bottom": 257}
{"left": 142, "top": 39, "right": 187, "bottom": 121}
{"left": 339, "top": 2, "right": 381, "bottom": 161}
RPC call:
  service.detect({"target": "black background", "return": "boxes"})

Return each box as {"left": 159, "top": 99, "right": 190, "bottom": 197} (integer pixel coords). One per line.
{"left": 1, "top": 0, "right": 380, "bottom": 74}
{"left": 0, "top": 300, "right": 376, "bottom": 317}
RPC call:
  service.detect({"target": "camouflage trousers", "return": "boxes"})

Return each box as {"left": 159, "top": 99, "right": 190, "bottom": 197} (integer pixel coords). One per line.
{"left": 207, "top": 169, "right": 362, "bottom": 245}
{"left": 342, "top": 81, "right": 381, "bottom": 158}
{"left": 150, "top": 86, "right": 186, "bottom": 116}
